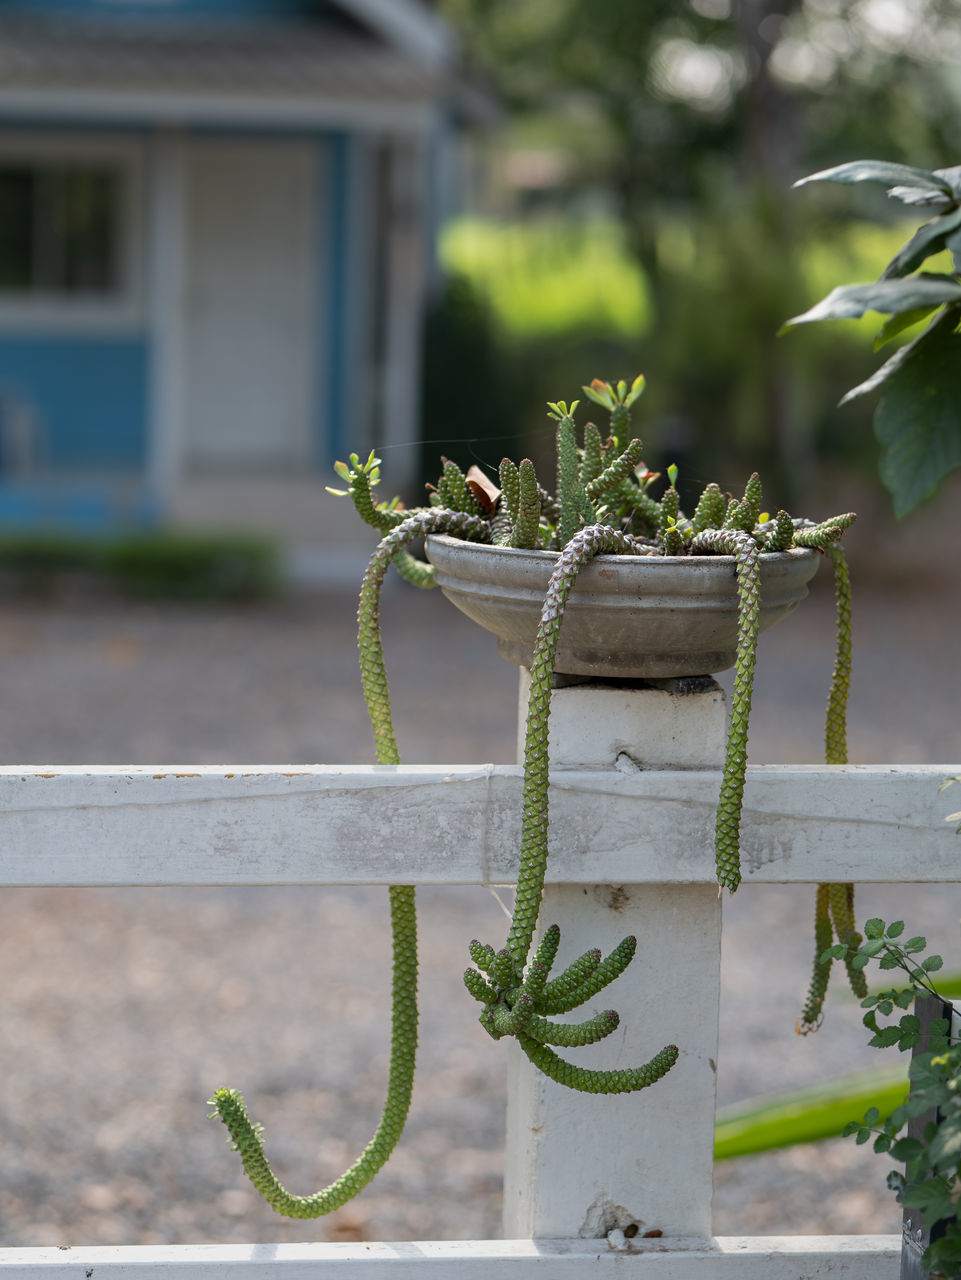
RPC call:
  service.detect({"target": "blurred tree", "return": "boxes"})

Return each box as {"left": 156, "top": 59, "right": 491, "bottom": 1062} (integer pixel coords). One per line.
{"left": 436, "top": 0, "right": 961, "bottom": 505}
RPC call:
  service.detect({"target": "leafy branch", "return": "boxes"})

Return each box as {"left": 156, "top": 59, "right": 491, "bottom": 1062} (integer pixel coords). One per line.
{"left": 785, "top": 159, "right": 961, "bottom": 517}
{"left": 831, "top": 918, "right": 961, "bottom": 1279}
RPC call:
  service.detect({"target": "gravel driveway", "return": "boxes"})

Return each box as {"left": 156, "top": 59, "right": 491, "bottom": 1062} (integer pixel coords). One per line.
{"left": 0, "top": 546, "right": 959, "bottom": 1247}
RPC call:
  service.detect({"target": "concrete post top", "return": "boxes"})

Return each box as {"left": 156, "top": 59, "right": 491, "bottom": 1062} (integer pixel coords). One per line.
{"left": 517, "top": 670, "right": 729, "bottom": 769}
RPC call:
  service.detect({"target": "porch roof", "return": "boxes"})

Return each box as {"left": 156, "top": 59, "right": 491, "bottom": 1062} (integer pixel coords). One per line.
{"left": 0, "top": 11, "right": 457, "bottom": 131}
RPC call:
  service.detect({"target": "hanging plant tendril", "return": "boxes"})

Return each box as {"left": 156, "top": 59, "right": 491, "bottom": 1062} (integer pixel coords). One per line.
{"left": 798, "top": 545, "right": 861, "bottom": 1032}
{"left": 209, "top": 508, "right": 489, "bottom": 1216}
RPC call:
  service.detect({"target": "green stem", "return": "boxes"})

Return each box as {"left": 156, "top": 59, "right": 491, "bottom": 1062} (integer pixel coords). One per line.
{"left": 506, "top": 525, "right": 642, "bottom": 968}
{"left": 211, "top": 508, "right": 489, "bottom": 1217}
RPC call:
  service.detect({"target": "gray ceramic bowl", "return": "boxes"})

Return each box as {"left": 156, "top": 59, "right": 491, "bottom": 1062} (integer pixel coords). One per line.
{"left": 425, "top": 536, "right": 820, "bottom": 678}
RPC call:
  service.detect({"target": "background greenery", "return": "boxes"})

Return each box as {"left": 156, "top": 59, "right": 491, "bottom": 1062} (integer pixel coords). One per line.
{"left": 422, "top": 0, "right": 961, "bottom": 514}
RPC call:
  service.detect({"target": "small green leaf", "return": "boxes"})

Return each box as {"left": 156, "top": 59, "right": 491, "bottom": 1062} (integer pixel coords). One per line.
{"left": 904, "top": 937, "right": 928, "bottom": 954}
{"left": 864, "top": 1106, "right": 881, "bottom": 1125}
{"left": 892, "top": 1136, "right": 926, "bottom": 1160}
{"left": 923, "top": 955, "right": 945, "bottom": 972}
{"left": 870, "top": 1027, "right": 904, "bottom": 1048}
{"left": 874, "top": 1132, "right": 892, "bottom": 1153}
{"left": 874, "top": 306, "right": 938, "bottom": 349}
{"left": 855, "top": 1126, "right": 872, "bottom": 1144}
{"left": 793, "top": 160, "right": 953, "bottom": 194}
{"left": 864, "top": 919, "right": 886, "bottom": 938}
{"left": 880, "top": 208, "right": 961, "bottom": 279}
{"left": 784, "top": 278, "right": 961, "bottom": 328}
{"left": 861, "top": 939, "right": 888, "bottom": 958}
{"left": 625, "top": 373, "right": 646, "bottom": 407}
{"left": 887, "top": 921, "right": 906, "bottom": 938}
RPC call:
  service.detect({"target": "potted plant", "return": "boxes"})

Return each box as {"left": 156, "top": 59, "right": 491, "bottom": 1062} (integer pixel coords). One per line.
{"left": 209, "top": 376, "right": 857, "bottom": 1217}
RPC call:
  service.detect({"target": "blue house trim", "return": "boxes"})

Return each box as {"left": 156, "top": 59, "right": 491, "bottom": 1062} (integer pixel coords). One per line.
{"left": 0, "top": 335, "right": 148, "bottom": 471}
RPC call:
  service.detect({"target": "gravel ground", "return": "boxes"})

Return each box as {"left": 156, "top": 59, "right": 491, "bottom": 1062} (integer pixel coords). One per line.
{"left": 0, "top": 537, "right": 959, "bottom": 1247}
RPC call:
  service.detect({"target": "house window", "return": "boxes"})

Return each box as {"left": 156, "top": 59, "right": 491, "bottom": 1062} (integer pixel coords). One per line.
{"left": 0, "top": 165, "right": 121, "bottom": 296}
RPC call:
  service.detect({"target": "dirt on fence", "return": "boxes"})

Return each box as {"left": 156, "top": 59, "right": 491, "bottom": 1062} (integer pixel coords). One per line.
{"left": 0, "top": 541, "right": 959, "bottom": 1247}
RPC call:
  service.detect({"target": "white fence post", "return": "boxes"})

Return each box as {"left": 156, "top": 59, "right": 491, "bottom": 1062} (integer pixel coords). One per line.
{"left": 503, "top": 676, "right": 728, "bottom": 1240}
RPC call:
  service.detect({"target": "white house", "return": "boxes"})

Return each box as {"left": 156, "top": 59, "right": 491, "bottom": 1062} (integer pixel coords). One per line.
{"left": 0, "top": 0, "right": 477, "bottom": 561}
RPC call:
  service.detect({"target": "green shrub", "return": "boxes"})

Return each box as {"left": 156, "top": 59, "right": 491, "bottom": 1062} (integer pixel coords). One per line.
{"left": 0, "top": 531, "right": 282, "bottom": 601}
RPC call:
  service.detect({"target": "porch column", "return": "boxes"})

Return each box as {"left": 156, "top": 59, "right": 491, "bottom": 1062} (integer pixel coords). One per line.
{"left": 503, "top": 675, "right": 727, "bottom": 1241}
{"left": 146, "top": 127, "right": 188, "bottom": 516}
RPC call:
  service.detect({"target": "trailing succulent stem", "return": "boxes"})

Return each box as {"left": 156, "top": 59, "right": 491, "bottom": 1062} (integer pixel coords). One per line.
{"left": 465, "top": 525, "right": 679, "bottom": 1093}
{"left": 210, "top": 508, "right": 488, "bottom": 1216}
{"left": 688, "top": 528, "right": 761, "bottom": 892}
{"left": 289, "top": 372, "right": 859, "bottom": 1186}
{"left": 798, "top": 545, "right": 862, "bottom": 1033}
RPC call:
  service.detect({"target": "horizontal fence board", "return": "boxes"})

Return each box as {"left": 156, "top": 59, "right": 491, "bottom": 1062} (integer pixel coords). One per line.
{"left": 0, "top": 1236, "right": 900, "bottom": 1278}
{"left": 0, "top": 764, "right": 953, "bottom": 887}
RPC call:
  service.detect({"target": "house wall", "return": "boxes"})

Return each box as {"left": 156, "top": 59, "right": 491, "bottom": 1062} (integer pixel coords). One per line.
{"left": 0, "top": 335, "right": 147, "bottom": 470}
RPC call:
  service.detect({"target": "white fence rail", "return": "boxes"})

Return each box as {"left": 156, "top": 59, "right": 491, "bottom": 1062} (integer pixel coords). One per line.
{"left": 1, "top": 678, "right": 950, "bottom": 1278}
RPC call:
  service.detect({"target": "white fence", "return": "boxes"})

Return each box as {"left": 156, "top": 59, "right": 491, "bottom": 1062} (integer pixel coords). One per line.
{"left": 0, "top": 677, "right": 952, "bottom": 1278}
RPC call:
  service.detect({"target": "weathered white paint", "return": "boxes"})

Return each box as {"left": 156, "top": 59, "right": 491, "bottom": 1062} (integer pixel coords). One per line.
{"left": 182, "top": 138, "right": 320, "bottom": 473}
{"left": 504, "top": 684, "right": 725, "bottom": 1239}
{"left": 0, "top": 763, "right": 951, "bottom": 887}
{"left": 517, "top": 671, "right": 729, "bottom": 767}
{"left": 0, "top": 1235, "right": 900, "bottom": 1278}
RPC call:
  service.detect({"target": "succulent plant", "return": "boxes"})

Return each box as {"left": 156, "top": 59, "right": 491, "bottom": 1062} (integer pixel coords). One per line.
{"left": 211, "top": 375, "right": 857, "bottom": 1215}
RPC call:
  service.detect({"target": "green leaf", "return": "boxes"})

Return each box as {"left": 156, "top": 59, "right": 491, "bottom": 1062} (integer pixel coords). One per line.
{"left": 793, "top": 160, "right": 953, "bottom": 194}
{"left": 784, "top": 278, "right": 961, "bottom": 328}
{"left": 864, "top": 1106, "right": 881, "bottom": 1125}
{"left": 870, "top": 1026, "right": 905, "bottom": 1048}
{"left": 625, "top": 373, "right": 646, "bottom": 407}
{"left": 887, "top": 921, "right": 906, "bottom": 938}
{"left": 839, "top": 306, "right": 951, "bottom": 405}
{"left": 892, "top": 1136, "right": 926, "bottom": 1160}
{"left": 861, "top": 938, "right": 888, "bottom": 958}
{"left": 904, "top": 938, "right": 928, "bottom": 954}
{"left": 874, "top": 306, "right": 939, "bottom": 349}
{"left": 923, "top": 955, "right": 945, "bottom": 972}
{"left": 874, "top": 1132, "right": 892, "bottom": 1153}
{"left": 874, "top": 313, "right": 961, "bottom": 515}
{"left": 865, "top": 918, "right": 887, "bottom": 938}
{"left": 928, "top": 1120, "right": 961, "bottom": 1168}
{"left": 714, "top": 1065, "right": 908, "bottom": 1160}
{"left": 880, "top": 208, "right": 961, "bottom": 278}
